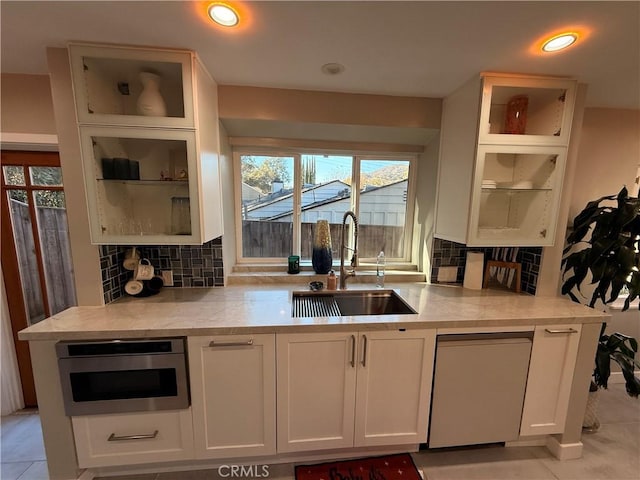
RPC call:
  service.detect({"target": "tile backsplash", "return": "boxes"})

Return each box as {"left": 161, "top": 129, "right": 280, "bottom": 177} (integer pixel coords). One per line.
{"left": 430, "top": 238, "right": 542, "bottom": 295}
{"left": 100, "top": 246, "right": 129, "bottom": 304}
{"left": 100, "top": 238, "right": 224, "bottom": 304}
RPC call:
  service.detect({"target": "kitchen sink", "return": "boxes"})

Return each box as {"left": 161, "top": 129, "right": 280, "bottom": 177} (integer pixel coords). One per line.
{"left": 291, "top": 289, "right": 417, "bottom": 317}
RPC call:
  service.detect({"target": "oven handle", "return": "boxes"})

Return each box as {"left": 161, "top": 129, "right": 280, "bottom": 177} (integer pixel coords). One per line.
{"left": 208, "top": 339, "right": 254, "bottom": 347}
{"left": 108, "top": 430, "right": 159, "bottom": 442}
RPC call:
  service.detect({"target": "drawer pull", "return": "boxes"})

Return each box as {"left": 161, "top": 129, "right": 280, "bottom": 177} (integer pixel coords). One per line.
{"left": 361, "top": 335, "right": 368, "bottom": 367}
{"left": 209, "top": 339, "right": 254, "bottom": 347}
{"left": 108, "top": 430, "right": 158, "bottom": 442}
{"left": 350, "top": 335, "right": 356, "bottom": 368}
{"left": 545, "top": 328, "right": 578, "bottom": 334}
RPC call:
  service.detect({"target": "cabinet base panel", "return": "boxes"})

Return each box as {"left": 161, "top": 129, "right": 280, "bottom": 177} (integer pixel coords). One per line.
{"left": 82, "top": 444, "right": 419, "bottom": 479}
{"left": 546, "top": 436, "right": 583, "bottom": 460}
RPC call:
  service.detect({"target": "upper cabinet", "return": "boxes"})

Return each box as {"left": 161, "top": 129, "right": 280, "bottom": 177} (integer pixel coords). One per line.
{"left": 69, "top": 44, "right": 195, "bottom": 128}
{"left": 478, "top": 75, "right": 576, "bottom": 146}
{"left": 69, "top": 44, "right": 223, "bottom": 245}
{"left": 434, "top": 73, "right": 577, "bottom": 247}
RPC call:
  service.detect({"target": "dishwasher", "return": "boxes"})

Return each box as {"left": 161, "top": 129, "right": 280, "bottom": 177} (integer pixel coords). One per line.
{"left": 428, "top": 332, "right": 533, "bottom": 448}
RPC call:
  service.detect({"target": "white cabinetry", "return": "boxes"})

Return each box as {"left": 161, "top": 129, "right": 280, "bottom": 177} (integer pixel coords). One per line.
{"left": 520, "top": 324, "right": 582, "bottom": 435}
{"left": 188, "top": 335, "right": 276, "bottom": 459}
{"left": 72, "top": 409, "right": 194, "bottom": 468}
{"left": 435, "top": 73, "right": 577, "bottom": 246}
{"left": 354, "top": 330, "right": 436, "bottom": 446}
{"left": 276, "top": 330, "right": 436, "bottom": 453}
{"left": 69, "top": 43, "right": 223, "bottom": 245}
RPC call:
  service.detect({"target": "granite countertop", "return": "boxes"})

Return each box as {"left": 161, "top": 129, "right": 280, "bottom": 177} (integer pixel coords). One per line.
{"left": 18, "top": 283, "right": 608, "bottom": 341}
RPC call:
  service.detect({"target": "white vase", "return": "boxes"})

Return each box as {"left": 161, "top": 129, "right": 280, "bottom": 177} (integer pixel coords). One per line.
{"left": 136, "top": 72, "right": 167, "bottom": 117}
{"left": 582, "top": 389, "right": 600, "bottom": 432}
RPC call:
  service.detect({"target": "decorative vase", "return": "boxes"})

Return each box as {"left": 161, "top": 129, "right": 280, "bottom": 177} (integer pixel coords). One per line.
{"left": 503, "top": 94, "right": 528, "bottom": 134}
{"left": 136, "top": 72, "right": 167, "bottom": 117}
{"left": 582, "top": 388, "right": 601, "bottom": 433}
{"left": 312, "top": 220, "right": 332, "bottom": 274}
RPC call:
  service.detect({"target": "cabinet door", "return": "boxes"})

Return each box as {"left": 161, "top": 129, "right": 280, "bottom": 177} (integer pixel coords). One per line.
{"left": 354, "top": 329, "right": 436, "bottom": 446}
{"left": 69, "top": 44, "right": 195, "bottom": 128}
{"left": 72, "top": 409, "right": 194, "bottom": 468}
{"left": 276, "top": 332, "right": 357, "bottom": 452}
{"left": 188, "top": 335, "right": 276, "bottom": 459}
{"left": 520, "top": 325, "right": 582, "bottom": 436}
{"left": 79, "top": 125, "right": 202, "bottom": 245}
{"left": 468, "top": 144, "right": 567, "bottom": 246}
{"left": 478, "top": 75, "right": 577, "bottom": 146}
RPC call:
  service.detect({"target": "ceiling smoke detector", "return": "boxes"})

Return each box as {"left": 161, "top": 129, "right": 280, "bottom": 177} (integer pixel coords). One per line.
{"left": 321, "top": 63, "right": 345, "bottom": 75}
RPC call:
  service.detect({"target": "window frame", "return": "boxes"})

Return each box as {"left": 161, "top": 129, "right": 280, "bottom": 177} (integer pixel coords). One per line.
{"left": 233, "top": 148, "right": 418, "bottom": 265}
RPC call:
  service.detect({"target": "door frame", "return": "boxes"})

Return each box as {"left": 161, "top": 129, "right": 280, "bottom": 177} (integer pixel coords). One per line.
{"left": 1, "top": 150, "right": 64, "bottom": 407}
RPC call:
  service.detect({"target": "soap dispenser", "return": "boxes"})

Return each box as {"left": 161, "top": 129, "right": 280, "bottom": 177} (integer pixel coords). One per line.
{"left": 376, "top": 251, "right": 386, "bottom": 288}
{"left": 327, "top": 270, "right": 337, "bottom": 290}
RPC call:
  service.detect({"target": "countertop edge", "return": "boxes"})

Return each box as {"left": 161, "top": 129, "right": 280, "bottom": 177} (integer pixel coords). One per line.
{"left": 18, "top": 314, "right": 610, "bottom": 341}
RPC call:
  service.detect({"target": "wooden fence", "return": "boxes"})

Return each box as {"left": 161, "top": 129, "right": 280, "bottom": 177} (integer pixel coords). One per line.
{"left": 10, "top": 199, "right": 77, "bottom": 323}
{"left": 242, "top": 221, "right": 405, "bottom": 259}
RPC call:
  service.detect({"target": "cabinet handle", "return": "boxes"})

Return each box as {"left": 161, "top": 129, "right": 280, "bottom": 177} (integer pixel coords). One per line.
{"left": 209, "top": 339, "right": 254, "bottom": 347}
{"left": 361, "top": 335, "right": 368, "bottom": 367}
{"left": 108, "top": 430, "right": 158, "bottom": 442}
{"left": 544, "top": 328, "right": 578, "bottom": 334}
{"left": 350, "top": 335, "right": 356, "bottom": 368}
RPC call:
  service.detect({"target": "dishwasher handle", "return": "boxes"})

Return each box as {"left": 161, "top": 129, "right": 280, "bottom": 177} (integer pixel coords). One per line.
{"left": 437, "top": 331, "right": 534, "bottom": 344}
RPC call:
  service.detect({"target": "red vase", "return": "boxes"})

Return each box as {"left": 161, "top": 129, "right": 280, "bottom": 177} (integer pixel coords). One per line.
{"left": 503, "top": 95, "right": 528, "bottom": 134}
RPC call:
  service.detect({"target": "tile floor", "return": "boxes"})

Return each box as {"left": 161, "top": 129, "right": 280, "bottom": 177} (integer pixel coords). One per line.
{"left": 1, "top": 383, "right": 638, "bottom": 480}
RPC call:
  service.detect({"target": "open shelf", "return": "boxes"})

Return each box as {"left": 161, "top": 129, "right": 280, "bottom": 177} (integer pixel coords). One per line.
{"left": 70, "top": 44, "right": 194, "bottom": 128}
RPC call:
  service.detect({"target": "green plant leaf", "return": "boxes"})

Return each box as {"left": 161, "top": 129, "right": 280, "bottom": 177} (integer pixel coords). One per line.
{"left": 561, "top": 276, "right": 578, "bottom": 295}
{"left": 564, "top": 188, "right": 640, "bottom": 398}
{"left": 567, "top": 224, "right": 593, "bottom": 244}
{"left": 594, "top": 346, "right": 612, "bottom": 389}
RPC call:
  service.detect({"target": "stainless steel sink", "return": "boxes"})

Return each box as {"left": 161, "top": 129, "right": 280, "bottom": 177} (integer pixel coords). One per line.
{"left": 292, "top": 289, "right": 417, "bottom": 317}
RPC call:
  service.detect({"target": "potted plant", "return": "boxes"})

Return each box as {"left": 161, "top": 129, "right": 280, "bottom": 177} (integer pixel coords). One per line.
{"left": 561, "top": 186, "right": 640, "bottom": 420}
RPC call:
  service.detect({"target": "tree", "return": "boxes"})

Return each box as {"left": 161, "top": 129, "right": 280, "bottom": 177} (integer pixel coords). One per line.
{"left": 302, "top": 157, "right": 316, "bottom": 185}
{"left": 4, "top": 166, "right": 65, "bottom": 208}
{"left": 241, "top": 156, "right": 291, "bottom": 194}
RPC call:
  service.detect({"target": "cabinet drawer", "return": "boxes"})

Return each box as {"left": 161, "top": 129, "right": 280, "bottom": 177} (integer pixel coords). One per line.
{"left": 72, "top": 409, "right": 194, "bottom": 468}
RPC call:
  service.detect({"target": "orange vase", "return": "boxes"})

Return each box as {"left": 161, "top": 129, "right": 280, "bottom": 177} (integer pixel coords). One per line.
{"left": 503, "top": 95, "right": 528, "bottom": 134}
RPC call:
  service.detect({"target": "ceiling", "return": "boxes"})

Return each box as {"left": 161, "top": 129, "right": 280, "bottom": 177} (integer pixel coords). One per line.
{"left": 1, "top": 1, "right": 639, "bottom": 111}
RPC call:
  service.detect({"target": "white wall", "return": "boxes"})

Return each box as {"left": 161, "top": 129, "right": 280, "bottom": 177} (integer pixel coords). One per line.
{"left": 569, "top": 107, "right": 640, "bottom": 218}
{"left": 47, "top": 48, "right": 104, "bottom": 306}
{"left": 413, "top": 134, "right": 440, "bottom": 275}
{"left": 219, "top": 122, "right": 237, "bottom": 283}
{"left": 0, "top": 266, "right": 24, "bottom": 414}
{"left": 1, "top": 74, "right": 56, "bottom": 135}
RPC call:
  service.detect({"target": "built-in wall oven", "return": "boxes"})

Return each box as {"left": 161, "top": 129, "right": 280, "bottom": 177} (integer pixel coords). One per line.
{"left": 56, "top": 338, "right": 189, "bottom": 416}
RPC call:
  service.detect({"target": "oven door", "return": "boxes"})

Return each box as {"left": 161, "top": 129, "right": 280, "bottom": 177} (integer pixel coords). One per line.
{"left": 58, "top": 353, "right": 189, "bottom": 416}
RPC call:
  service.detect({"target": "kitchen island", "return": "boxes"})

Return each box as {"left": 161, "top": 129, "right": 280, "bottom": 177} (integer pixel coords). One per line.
{"left": 19, "top": 283, "right": 608, "bottom": 480}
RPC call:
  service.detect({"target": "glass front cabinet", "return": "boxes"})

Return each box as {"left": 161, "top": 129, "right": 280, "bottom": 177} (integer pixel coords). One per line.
{"left": 469, "top": 145, "right": 567, "bottom": 246}
{"left": 478, "top": 75, "right": 576, "bottom": 146}
{"left": 435, "top": 73, "right": 577, "bottom": 247}
{"left": 69, "top": 43, "right": 222, "bottom": 245}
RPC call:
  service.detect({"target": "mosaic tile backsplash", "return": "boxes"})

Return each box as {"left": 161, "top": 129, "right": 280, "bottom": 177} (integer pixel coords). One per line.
{"left": 100, "top": 238, "right": 224, "bottom": 304}
{"left": 430, "top": 238, "right": 542, "bottom": 295}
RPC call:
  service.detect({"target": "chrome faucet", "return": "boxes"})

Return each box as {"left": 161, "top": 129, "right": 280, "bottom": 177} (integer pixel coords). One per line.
{"left": 339, "top": 210, "right": 359, "bottom": 289}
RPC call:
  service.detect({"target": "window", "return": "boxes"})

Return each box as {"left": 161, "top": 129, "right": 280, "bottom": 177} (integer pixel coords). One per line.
{"left": 235, "top": 151, "right": 416, "bottom": 264}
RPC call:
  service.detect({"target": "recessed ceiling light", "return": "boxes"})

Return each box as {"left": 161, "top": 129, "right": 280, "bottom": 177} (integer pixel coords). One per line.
{"left": 208, "top": 3, "right": 239, "bottom": 27}
{"left": 542, "top": 32, "right": 578, "bottom": 52}
{"left": 321, "top": 63, "right": 345, "bottom": 75}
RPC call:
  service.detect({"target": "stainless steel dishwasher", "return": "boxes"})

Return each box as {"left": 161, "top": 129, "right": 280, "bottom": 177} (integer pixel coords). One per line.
{"left": 428, "top": 332, "right": 533, "bottom": 448}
